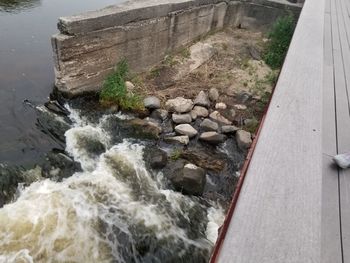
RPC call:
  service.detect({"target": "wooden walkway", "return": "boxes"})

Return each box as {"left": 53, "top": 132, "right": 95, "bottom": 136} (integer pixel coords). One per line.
{"left": 211, "top": 0, "right": 350, "bottom": 262}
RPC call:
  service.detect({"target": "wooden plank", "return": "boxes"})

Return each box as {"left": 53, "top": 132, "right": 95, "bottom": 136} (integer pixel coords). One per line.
{"left": 321, "top": 4, "right": 342, "bottom": 262}
{"left": 216, "top": 0, "right": 325, "bottom": 262}
{"left": 322, "top": 155, "right": 342, "bottom": 263}
{"left": 334, "top": 0, "right": 350, "bottom": 260}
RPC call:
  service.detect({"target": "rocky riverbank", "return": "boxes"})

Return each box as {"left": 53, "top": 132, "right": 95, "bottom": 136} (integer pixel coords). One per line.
{"left": 0, "top": 26, "right": 277, "bottom": 263}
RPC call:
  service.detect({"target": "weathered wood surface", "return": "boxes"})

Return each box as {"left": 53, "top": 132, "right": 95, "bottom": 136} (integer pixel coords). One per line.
{"left": 335, "top": 0, "right": 350, "bottom": 260}
{"left": 215, "top": 0, "right": 350, "bottom": 261}
{"left": 216, "top": 0, "right": 325, "bottom": 262}
{"left": 321, "top": 0, "right": 342, "bottom": 261}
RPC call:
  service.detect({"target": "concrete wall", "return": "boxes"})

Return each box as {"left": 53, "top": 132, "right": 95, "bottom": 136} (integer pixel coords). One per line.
{"left": 52, "top": 0, "right": 302, "bottom": 96}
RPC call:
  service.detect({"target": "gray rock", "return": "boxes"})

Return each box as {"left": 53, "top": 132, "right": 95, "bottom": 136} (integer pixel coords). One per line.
{"left": 209, "top": 88, "right": 219, "bottom": 102}
{"left": 248, "top": 46, "right": 261, "bottom": 60}
{"left": 164, "top": 135, "right": 189, "bottom": 145}
{"left": 161, "top": 119, "right": 174, "bottom": 134}
{"left": 149, "top": 149, "right": 168, "bottom": 169}
{"left": 171, "top": 163, "right": 206, "bottom": 195}
{"left": 194, "top": 90, "right": 210, "bottom": 108}
{"left": 192, "top": 106, "right": 209, "bottom": 118}
{"left": 42, "top": 150, "right": 82, "bottom": 181}
{"left": 143, "top": 96, "right": 160, "bottom": 109}
{"left": 44, "top": 100, "right": 69, "bottom": 116}
{"left": 237, "top": 92, "right": 252, "bottom": 104}
{"left": 236, "top": 130, "right": 252, "bottom": 150}
{"left": 151, "top": 109, "right": 168, "bottom": 121}
{"left": 228, "top": 109, "right": 236, "bottom": 120}
{"left": 165, "top": 97, "right": 193, "bottom": 113}
{"left": 125, "top": 81, "right": 135, "bottom": 92}
{"left": 0, "top": 164, "right": 24, "bottom": 207}
{"left": 172, "top": 113, "right": 192, "bottom": 124}
{"left": 221, "top": 125, "right": 239, "bottom": 134}
{"left": 215, "top": 102, "right": 227, "bottom": 110}
{"left": 175, "top": 124, "right": 198, "bottom": 138}
{"left": 199, "top": 132, "right": 226, "bottom": 145}
{"left": 234, "top": 104, "right": 247, "bottom": 110}
{"left": 200, "top": 118, "right": 219, "bottom": 131}
{"left": 180, "top": 149, "right": 226, "bottom": 172}
{"left": 190, "top": 110, "right": 198, "bottom": 121}
{"left": 209, "top": 111, "right": 232, "bottom": 125}
{"left": 36, "top": 106, "right": 71, "bottom": 143}
{"left": 127, "top": 118, "right": 162, "bottom": 139}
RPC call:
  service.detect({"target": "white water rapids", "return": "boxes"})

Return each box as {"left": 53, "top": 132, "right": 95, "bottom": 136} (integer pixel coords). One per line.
{"left": 0, "top": 107, "right": 225, "bottom": 263}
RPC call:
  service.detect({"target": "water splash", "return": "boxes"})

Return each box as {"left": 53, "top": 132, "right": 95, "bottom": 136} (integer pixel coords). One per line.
{"left": 0, "top": 107, "right": 225, "bottom": 262}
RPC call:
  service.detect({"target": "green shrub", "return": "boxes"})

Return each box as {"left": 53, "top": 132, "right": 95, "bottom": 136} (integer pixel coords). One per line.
{"left": 100, "top": 60, "right": 144, "bottom": 110}
{"left": 264, "top": 15, "right": 296, "bottom": 69}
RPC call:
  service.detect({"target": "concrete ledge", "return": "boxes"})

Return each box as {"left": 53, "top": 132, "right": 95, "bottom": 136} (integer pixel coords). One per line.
{"left": 52, "top": 0, "right": 302, "bottom": 96}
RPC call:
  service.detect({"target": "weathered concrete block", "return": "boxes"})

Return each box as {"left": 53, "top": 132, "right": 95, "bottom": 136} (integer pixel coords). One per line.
{"left": 52, "top": 0, "right": 302, "bottom": 96}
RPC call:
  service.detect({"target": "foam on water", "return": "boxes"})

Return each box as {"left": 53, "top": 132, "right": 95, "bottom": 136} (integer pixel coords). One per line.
{"left": 0, "top": 106, "right": 225, "bottom": 262}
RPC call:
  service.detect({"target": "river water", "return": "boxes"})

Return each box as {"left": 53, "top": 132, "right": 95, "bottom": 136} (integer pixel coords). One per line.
{"left": 0, "top": 1, "right": 238, "bottom": 261}
{"left": 0, "top": 0, "right": 123, "bottom": 165}
{"left": 0, "top": 104, "right": 226, "bottom": 262}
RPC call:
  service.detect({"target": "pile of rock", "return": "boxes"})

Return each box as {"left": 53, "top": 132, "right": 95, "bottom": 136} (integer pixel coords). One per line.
{"left": 131, "top": 89, "right": 254, "bottom": 197}
{"left": 141, "top": 89, "right": 253, "bottom": 150}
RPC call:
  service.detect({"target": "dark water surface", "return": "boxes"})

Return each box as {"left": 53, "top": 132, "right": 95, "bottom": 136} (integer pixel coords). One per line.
{"left": 0, "top": 0, "right": 122, "bottom": 166}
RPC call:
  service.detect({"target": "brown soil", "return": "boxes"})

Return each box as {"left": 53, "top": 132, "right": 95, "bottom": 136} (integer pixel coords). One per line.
{"left": 131, "top": 27, "right": 279, "bottom": 133}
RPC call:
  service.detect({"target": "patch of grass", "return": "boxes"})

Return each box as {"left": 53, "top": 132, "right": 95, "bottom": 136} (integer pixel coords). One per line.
{"left": 256, "top": 91, "right": 272, "bottom": 113}
{"left": 100, "top": 60, "right": 144, "bottom": 111}
{"left": 129, "top": 74, "right": 144, "bottom": 88}
{"left": 180, "top": 48, "right": 191, "bottom": 59}
{"left": 240, "top": 58, "right": 250, "bottom": 70}
{"left": 170, "top": 148, "right": 182, "bottom": 161}
{"left": 264, "top": 70, "right": 279, "bottom": 85}
{"left": 150, "top": 67, "right": 161, "bottom": 78}
{"left": 263, "top": 14, "right": 296, "bottom": 69}
{"left": 164, "top": 55, "right": 178, "bottom": 67}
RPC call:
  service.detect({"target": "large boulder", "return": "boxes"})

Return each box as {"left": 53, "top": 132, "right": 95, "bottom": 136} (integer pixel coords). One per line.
{"left": 36, "top": 105, "right": 71, "bottom": 143}
{"left": 170, "top": 163, "right": 206, "bottom": 196}
{"left": 44, "top": 100, "right": 69, "bottom": 116}
{"left": 42, "top": 150, "right": 82, "bottom": 181}
{"left": 194, "top": 91, "right": 210, "bottom": 108}
{"left": 199, "top": 132, "right": 226, "bottom": 145}
{"left": 148, "top": 149, "right": 168, "bottom": 169}
{"left": 192, "top": 106, "right": 209, "bottom": 118}
{"left": 200, "top": 118, "right": 218, "bottom": 132}
{"left": 209, "top": 111, "right": 232, "bottom": 125}
{"left": 236, "top": 130, "right": 252, "bottom": 150}
{"left": 127, "top": 118, "right": 162, "bottom": 139}
{"left": 172, "top": 113, "right": 192, "bottom": 124}
{"left": 143, "top": 96, "right": 160, "bottom": 109}
{"left": 180, "top": 149, "right": 226, "bottom": 172}
{"left": 175, "top": 124, "right": 198, "bottom": 138}
{"left": 165, "top": 97, "right": 193, "bottom": 113}
{"left": 0, "top": 164, "right": 23, "bottom": 207}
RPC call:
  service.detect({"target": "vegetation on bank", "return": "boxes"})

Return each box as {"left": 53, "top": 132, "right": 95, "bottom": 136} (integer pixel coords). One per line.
{"left": 264, "top": 14, "right": 296, "bottom": 69}
{"left": 100, "top": 60, "right": 144, "bottom": 110}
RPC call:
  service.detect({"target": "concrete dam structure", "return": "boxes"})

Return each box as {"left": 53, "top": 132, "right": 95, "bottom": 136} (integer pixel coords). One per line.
{"left": 51, "top": 0, "right": 302, "bottom": 96}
